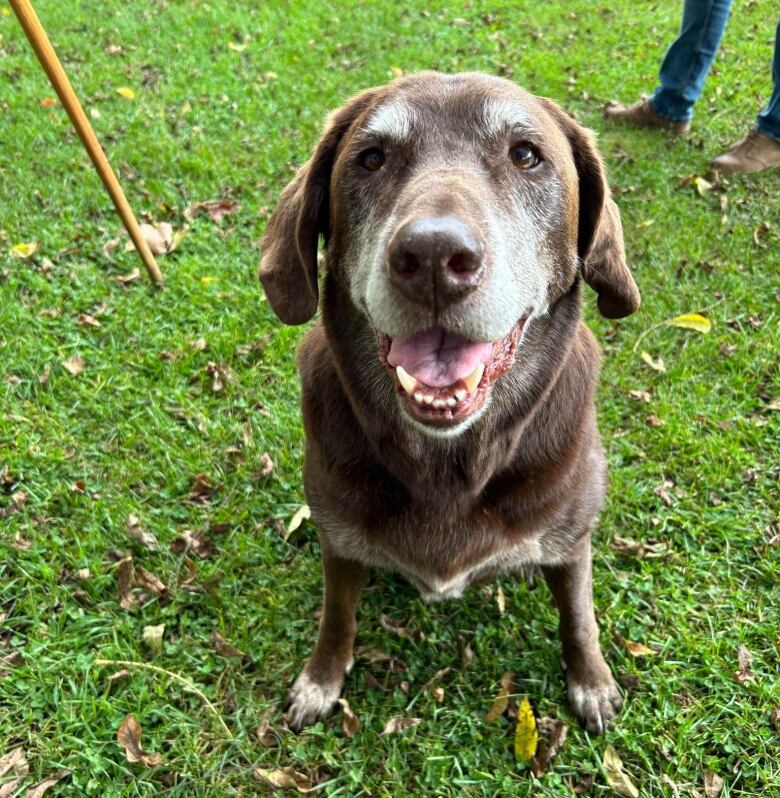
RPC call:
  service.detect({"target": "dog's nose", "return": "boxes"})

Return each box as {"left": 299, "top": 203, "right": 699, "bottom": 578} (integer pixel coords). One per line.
{"left": 388, "top": 216, "right": 485, "bottom": 307}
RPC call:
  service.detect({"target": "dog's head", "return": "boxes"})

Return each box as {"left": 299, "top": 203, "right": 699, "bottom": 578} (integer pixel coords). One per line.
{"left": 260, "top": 72, "right": 639, "bottom": 436}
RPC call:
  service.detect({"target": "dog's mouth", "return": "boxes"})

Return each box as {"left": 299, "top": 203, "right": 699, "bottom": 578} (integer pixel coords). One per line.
{"left": 377, "top": 319, "right": 526, "bottom": 427}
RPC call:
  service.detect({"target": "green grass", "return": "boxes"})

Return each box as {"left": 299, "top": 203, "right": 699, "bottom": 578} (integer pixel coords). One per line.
{"left": 1, "top": 0, "right": 778, "bottom": 795}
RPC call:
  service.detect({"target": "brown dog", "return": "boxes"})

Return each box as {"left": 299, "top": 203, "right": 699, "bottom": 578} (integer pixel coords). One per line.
{"left": 260, "top": 72, "right": 640, "bottom": 735}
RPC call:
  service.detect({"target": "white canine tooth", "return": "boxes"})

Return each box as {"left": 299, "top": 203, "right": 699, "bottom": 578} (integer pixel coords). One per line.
{"left": 433, "top": 399, "right": 445, "bottom": 409}
{"left": 446, "top": 397, "right": 457, "bottom": 408}
{"left": 454, "top": 388, "right": 467, "bottom": 401}
{"left": 395, "top": 365, "right": 417, "bottom": 395}
{"left": 423, "top": 395, "right": 434, "bottom": 405}
{"left": 463, "top": 363, "right": 484, "bottom": 394}
{"left": 413, "top": 391, "right": 424, "bottom": 404}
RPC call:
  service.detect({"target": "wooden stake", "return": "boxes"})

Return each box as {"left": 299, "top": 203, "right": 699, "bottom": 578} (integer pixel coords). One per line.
{"left": 9, "top": 0, "right": 164, "bottom": 287}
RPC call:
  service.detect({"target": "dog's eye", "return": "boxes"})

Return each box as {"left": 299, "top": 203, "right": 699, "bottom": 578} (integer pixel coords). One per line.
{"left": 359, "top": 148, "right": 385, "bottom": 172}
{"left": 509, "top": 143, "right": 539, "bottom": 169}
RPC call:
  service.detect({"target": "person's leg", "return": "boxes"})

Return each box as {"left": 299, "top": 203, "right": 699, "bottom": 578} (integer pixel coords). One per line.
{"left": 756, "top": 15, "right": 780, "bottom": 141}
{"left": 650, "top": 0, "right": 734, "bottom": 123}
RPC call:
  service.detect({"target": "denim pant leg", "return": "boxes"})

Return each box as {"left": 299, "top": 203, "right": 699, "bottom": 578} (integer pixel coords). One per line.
{"left": 756, "top": 16, "right": 780, "bottom": 141}
{"left": 649, "top": 0, "right": 733, "bottom": 122}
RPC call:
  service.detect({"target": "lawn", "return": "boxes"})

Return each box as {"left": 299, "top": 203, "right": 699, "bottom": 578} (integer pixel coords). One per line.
{"left": 1, "top": 0, "right": 778, "bottom": 795}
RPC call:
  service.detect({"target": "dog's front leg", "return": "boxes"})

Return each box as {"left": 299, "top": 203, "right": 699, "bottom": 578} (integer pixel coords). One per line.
{"left": 286, "top": 546, "right": 368, "bottom": 731}
{"left": 542, "top": 537, "right": 622, "bottom": 734}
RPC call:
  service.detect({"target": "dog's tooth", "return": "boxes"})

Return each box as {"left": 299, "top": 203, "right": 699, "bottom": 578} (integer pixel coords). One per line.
{"left": 413, "top": 391, "right": 424, "bottom": 404}
{"left": 423, "top": 395, "right": 434, "bottom": 405}
{"left": 454, "top": 388, "right": 467, "bottom": 402}
{"left": 446, "top": 396, "right": 457, "bottom": 408}
{"left": 395, "top": 365, "right": 417, "bottom": 395}
{"left": 463, "top": 363, "right": 485, "bottom": 394}
{"left": 433, "top": 399, "right": 445, "bottom": 409}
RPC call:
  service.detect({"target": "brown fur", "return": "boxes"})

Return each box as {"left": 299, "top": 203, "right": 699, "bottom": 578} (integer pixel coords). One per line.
{"left": 260, "top": 72, "right": 639, "bottom": 734}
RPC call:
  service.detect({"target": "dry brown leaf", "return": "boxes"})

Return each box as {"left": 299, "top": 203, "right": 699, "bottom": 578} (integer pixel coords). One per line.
{"left": 611, "top": 536, "right": 669, "bottom": 559}
{"left": 61, "top": 355, "right": 85, "bottom": 376}
{"left": 125, "top": 222, "right": 182, "bottom": 256}
{"left": 134, "top": 566, "right": 166, "bottom": 596}
{"left": 381, "top": 716, "right": 420, "bottom": 736}
{"left": 0, "top": 490, "right": 27, "bottom": 519}
{"left": 212, "top": 630, "right": 246, "bottom": 659}
{"left": 127, "top": 513, "right": 159, "bottom": 551}
{"left": 0, "top": 651, "right": 23, "bottom": 678}
{"left": 114, "top": 268, "right": 140, "bottom": 284}
{"left": 616, "top": 632, "right": 659, "bottom": 658}
{"left": 484, "top": 671, "right": 513, "bottom": 722}
{"left": 0, "top": 747, "right": 28, "bottom": 779}
{"left": 0, "top": 780, "right": 23, "bottom": 798}
{"left": 184, "top": 199, "right": 239, "bottom": 223}
{"left": 769, "top": 708, "right": 780, "bottom": 729}
{"left": 703, "top": 771, "right": 724, "bottom": 798}
{"left": 259, "top": 453, "right": 275, "bottom": 477}
{"left": 654, "top": 479, "right": 675, "bottom": 507}
{"left": 733, "top": 643, "right": 755, "bottom": 683}
{"left": 380, "top": 614, "right": 408, "bottom": 638}
{"left": 254, "top": 767, "right": 314, "bottom": 792}
{"left": 170, "top": 529, "right": 213, "bottom": 558}
{"left": 117, "top": 715, "right": 162, "bottom": 767}
{"left": 187, "top": 474, "right": 217, "bottom": 504}
{"left": 142, "top": 624, "right": 165, "bottom": 654}
{"left": 753, "top": 221, "right": 771, "bottom": 247}
{"left": 431, "top": 686, "right": 445, "bottom": 703}
{"left": 77, "top": 312, "right": 101, "bottom": 329}
{"left": 105, "top": 669, "right": 131, "bottom": 689}
{"left": 256, "top": 709, "right": 278, "bottom": 747}
{"left": 496, "top": 584, "right": 506, "bottom": 615}
{"left": 573, "top": 773, "right": 595, "bottom": 794}
{"left": 603, "top": 744, "right": 639, "bottom": 798}
{"left": 116, "top": 556, "right": 137, "bottom": 610}
{"left": 462, "top": 642, "right": 475, "bottom": 668}
{"left": 26, "top": 769, "right": 70, "bottom": 797}
{"left": 531, "top": 717, "right": 568, "bottom": 776}
{"left": 338, "top": 698, "right": 360, "bottom": 738}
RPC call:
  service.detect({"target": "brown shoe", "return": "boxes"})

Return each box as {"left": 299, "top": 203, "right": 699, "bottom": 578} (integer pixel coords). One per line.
{"left": 710, "top": 129, "right": 780, "bottom": 174}
{"left": 603, "top": 97, "right": 690, "bottom": 134}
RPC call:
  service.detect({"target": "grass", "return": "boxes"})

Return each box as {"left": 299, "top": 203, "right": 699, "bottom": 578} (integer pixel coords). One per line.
{"left": 1, "top": 0, "right": 778, "bottom": 795}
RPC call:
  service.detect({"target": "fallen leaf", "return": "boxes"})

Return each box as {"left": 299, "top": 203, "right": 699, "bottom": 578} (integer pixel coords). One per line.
{"left": 573, "top": 773, "right": 595, "bottom": 794}
{"left": 61, "top": 355, "right": 85, "bottom": 376}
{"left": 142, "top": 624, "right": 165, "bottom": 654}
{"left": 629, "top": 388, "right": 652, "bottom": 403}
{"left": 390, "top": 66, "right": 404, "bottom": 77}
{"left": 170, "top": 529, "right": 213, "bottom": 558}
{"left": 610, "top": 537, "right": 669, "bottom": 559}
{"left": 654, "top": 479, "right": 675, "bottom": 507}
{"left": 531, "top": 717, "right": 568, "bottom": 776}
{"left": 640, "top": 350, "right": 666, "bottom": 373}
{"left": 134, "top": 566, "right": 166, "bottom": 596}
{"left": 338, "top": 698, "right": 360, "bottom": 737}
{"left": 694, "top": 175, "right": 713, "bottom": 196}
{"left": 256, "top": 709, "right": 278, "bottom": 747}
{"left": 9, "top": 242, "right": 39, "bottom": 259}
{"left": 184, "top": 199, "right": 239, "bottom": 223}
{"left": 733, "top": 643, "right": 755, "bottom": 683}
{"left": 126, "top": 514, "right": 158, "bottom": 550}
{"left": 380, "top": 614, "right": 408, "bottom": 638}
{"left": 254, "top": 768, "right": 314, "bottom": 792}
{"left": 661, "top": 774, "right": 681, "bottom": 798}
{"left": 514, "top": 696, "right": 538, "bottom": 763}
{"left": 431, "top": 686, "right": 445, "bottom": 703}
{"left": 26, "top": 770, "right": 70, "bottom": 797}
{"left": 462, "top": 642, "right": 475, "bottom": 668}
{"left": 753, "top": 221, "right": 771, "bottom": 247}
{"left": 78, "top": 312, "right": 101, "bottom": 328}
{"left": 259, "top": 453, "right": 274, "bottom": 477}
{"left": 0, "top": 780, "right": 23, "bottom": 798}
{"left": 765, "top": 397, "right": 780, "bottom": 412}
{"left": 646, "top": 414, "right": 666, "bottom": 428}
{"left": 187, "top": 474, "right": 217, "bottom": 504}
{"left": 286, "top": 504, "right": 311, "bottom": 540}
{"left": 496, "top": 584, "right": 506, "bottom": 615}
{"left": 116, "top": 556, "right": 137, "bottom": 610}
{"left": 227, "top": 41, "right": 246, "bottom": 51}
{"left": 667, "top": 313, "right": 712, "bottom": 334}
{"left": 769, "top": 708, "right": 780, "bottom": 729}
{"left": 0, "top": 490, "right": 27, "bottom": 519}
{"left": 114, "top": 268, "right": 141, "bottom": 284}
{"left": 484, "top": 671, "right": 513, "bottom": 722}
{"left": 125, "top": 222, "right": 182, "bottom": 256}
{"left": 105, "top": 669, "right": 131, "bottom": 689}
{"left": 0, "top": 651, "right": 23, "bottom": 677}
{"left": 703, "top": 771, "right": 724, "bottom": 798}
{"left": 40, "top": 97, "right": 58, "bottom": 108}
{"left": 116, "top": 86, "right": 135, "bottom": 100}
{"left": 616, "top": 632, "right": 659, "bottom": 658}
{"left": 381, "top": 717, "right": 420, "bottom": 735}
{"left": 117, "top": 715, "right": 163, "bottom": 767}
{"left": 603, "top": 744, "right": 639, "bottom": 798}
{"left": 212, "top": 630, "right": 246, "bottom": 659}
{"left": 0, "top": 747, "right": 28, "bottom": 779}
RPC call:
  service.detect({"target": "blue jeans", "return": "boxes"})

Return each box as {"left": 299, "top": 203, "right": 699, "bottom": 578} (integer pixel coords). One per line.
{"left": 649, "top": 0, "right": 780, "bottom": 141}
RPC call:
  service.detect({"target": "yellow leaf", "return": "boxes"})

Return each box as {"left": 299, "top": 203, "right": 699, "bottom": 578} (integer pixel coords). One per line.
{"left": 623, "top": 639, "right": 659, "bottom": 657}
{"left": 40, "top": 97, "right": 58, "bottom": 107}
{"left": 390, "top": 66, "right": 404, "bottom": 77}
{"left": 9, "top": 242, "right": 39, "bottom": 259}
{"left": 514, "top": 697, "right": 538, "bottom": 763}
{"left": 603, "top": 744, "right": 639, "bottom": 798}
{"left": 285, "top": 504, "right": 311, "bottom": 539}
{"left": 227, "top": 41, "right": 246, "bottom": 51}
{"left": 694, "top": 176, "right": 713, "bottom": 196}
{"left": 1, "top": 7, "right": 10, "bottom": 15}
{"left": 640, "top": 350, "right": 666, "bottom": 373}
{"left": 116, "top": 86, "right": 135, "bottom": 100}
{"left": 667, "top": 313, "right": 711, "bottom": 334}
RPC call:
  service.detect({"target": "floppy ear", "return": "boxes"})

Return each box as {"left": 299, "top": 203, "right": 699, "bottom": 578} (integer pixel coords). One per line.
{"left": 259, "top": 89, "right": 379, "bottom": 324}
{"left": 540, "top": 99, "right": 640, "bottom": 318}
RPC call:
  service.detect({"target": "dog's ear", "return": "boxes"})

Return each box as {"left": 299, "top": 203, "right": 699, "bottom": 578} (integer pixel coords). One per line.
{"left": 540, "top": 99, "right": 640, "bottom": 318}
{"left": 259, "top": 89, "right": 380, "bottom": 324}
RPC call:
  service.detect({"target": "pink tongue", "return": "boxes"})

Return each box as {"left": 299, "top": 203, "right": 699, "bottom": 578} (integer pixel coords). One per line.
{"left": 387, "top": 328, "right": 493, "bottom": 388}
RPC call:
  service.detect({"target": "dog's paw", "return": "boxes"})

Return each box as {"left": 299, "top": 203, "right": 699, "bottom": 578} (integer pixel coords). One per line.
{"left": 567, "top": 676, "right": 623, "bottom": 735}
{"left": 285, "top": 671, "right": 342, "bottom": 731}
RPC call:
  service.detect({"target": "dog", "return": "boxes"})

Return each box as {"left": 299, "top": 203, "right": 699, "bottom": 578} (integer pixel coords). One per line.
{"left": 259, "top": 72, "right": 640, "bottom": 735}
